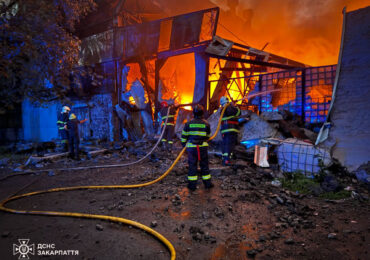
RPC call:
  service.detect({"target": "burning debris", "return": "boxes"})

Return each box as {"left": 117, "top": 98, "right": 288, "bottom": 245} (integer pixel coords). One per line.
{"left": 0, "top": 2, "right": 369, "bottom": 260}
{"left": 2, "top": 4, "right": 366, "bottom": 185}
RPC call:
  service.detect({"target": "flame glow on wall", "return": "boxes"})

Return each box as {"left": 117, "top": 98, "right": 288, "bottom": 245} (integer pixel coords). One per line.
{"left": 209, "top": 57, "right": 262, "bottom": 105}
{"left": 159, "top": 53, "right": 195, "bottom": 108}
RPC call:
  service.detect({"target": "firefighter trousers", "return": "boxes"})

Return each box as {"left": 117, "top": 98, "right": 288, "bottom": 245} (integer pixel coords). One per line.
{"left": 68, "top": 135, "right": 80, "bottom": 159}
{"left": 222, "top": 132, "right": 238, "bottom": 163}
{"left": 186, "top": 145, "right": 212, "bottom": 190}
{"left": 59, "top": 129, "right": 69, "bottom": 151}
{"left": 161, "top": 125, "right": 174, "bottom": 150}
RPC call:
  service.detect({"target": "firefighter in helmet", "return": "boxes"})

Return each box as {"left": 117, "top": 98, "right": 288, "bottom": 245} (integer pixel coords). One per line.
{"left": 220, "top": 96, "right": 241, "bottom": 165}
{"left": 181, "top": 104, "right": 213, "bottom": 191}
{"left": 65, "top": 113, "right": 87, "bottom": 160}
{"left": 159, "top": 101, "right": 177, "bottom": 152}
{"left": 57, "top": 106, "right": 71, "bottom": 151}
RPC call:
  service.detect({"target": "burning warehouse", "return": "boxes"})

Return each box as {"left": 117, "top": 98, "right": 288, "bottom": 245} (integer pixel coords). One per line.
{"left": 12, "top": 1, "right": 328, "bottom": 142}
{"left": 0, "top": 1, "right": 369, "bottom": 259}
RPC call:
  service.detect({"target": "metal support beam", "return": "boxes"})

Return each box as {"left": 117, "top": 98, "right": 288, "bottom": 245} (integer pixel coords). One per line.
{"left": 301, "top": 69, "right": 306, "bottom": 123}
{"left": 157, "top": 43, "right": 209, "bottom": 60}
{"left": 206, "top": 53, "right": 303, "bottom": 70}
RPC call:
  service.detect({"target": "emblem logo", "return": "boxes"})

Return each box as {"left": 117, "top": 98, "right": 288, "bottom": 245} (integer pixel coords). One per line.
{"left": 13, "top": 239, "right": 35, "bottom": 259}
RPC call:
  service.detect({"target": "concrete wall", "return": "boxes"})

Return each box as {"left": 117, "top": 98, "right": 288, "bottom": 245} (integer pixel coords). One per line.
{"left": 73, "top": 94, "right": 115, "bottom": 141}
{"left": 324, "top": 6, "right": 370, "bottom": 171}
{"left": 22, "top": 93, "right": 115, "bottom": 142}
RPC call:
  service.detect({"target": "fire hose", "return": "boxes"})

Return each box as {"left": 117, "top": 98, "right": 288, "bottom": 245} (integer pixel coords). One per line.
{"left": 3, "top": 89, "right": 280, "bottom": 179}
{"left": 1, "top": 105, "right": 172, "bottom": 179}
{"left": 0, "top": 90, "right": 279, "bottom": 259}
{"left": 0, "top": 103, "right": 230, "bottom": 260}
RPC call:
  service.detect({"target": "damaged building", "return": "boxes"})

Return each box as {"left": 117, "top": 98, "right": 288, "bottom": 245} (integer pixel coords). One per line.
{"left": 7, "top": 1, "right": 332, "bottom": 140}
{"left": 1, "top": 1, "right": 368, "bottom": 175}
{"left": 1, "top": 2, "right": 370, "bottom": 259}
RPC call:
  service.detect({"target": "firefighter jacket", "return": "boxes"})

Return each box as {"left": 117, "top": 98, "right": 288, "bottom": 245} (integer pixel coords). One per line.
{"left": 160, "top": 106, "right": 176, "bottom": 126}
{"left": 57, "top": 113, "right": 69, "bottom": 131}
{"left": 221, "top": 105, "right": 241, "bottom": 134}
{"left": 181, "top": 118, "right": 211, "bottom": 148}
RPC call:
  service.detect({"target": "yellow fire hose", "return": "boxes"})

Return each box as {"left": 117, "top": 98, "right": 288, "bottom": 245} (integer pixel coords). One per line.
{"left": 0, "top": 104, "right": 229, "bottom": 260}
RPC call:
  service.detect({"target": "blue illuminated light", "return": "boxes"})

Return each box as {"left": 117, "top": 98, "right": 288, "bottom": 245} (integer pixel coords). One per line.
{"left": 241, "top": 139, "right": 260, "bottom": 149}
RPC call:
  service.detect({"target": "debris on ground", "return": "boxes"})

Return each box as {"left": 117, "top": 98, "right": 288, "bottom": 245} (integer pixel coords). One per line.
{"left": 0, "top": 109, "right": 368, "bottom": 259}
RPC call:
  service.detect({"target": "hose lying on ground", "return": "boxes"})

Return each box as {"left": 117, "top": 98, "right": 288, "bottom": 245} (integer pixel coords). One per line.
{"left": 0, "top": 104, "right": 229, "bottom": 260}
{"left": 4, "top": 90, "right": 278, "bottom": 179}
{"left": 3, "top": 89, "right": 280, "bottom": 257}
{"left": 0, "top": 106, "right": 173, "bottom": 181}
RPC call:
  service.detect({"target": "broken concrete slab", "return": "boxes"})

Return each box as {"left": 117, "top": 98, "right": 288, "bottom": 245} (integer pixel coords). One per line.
{"left": 260, "top": 111, "right": 283, "bottom": 121}
{"left": 241, "top": 113, "right": 283, "bottom": 142}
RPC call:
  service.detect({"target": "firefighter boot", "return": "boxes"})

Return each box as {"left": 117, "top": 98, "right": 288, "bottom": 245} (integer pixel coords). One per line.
{"left": 203, "top": 180, "right": 214, "bottom": 189}
{"left": 187, "top": 181, "right": 197, "bottom": 191}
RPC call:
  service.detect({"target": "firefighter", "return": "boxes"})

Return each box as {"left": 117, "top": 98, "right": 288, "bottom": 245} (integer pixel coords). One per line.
{"left": 65, "top": 113, "right": 87, "bottom": 160}
{"left": 181, "top": 104, "right": 213, "bottom": 191}
{"left": 159, "top": 101, "right": 177, "bottom": 152}
{"left": 220, "top": 96, "right": 241, "bottom": 166}
{"left": 57, "top": 106, "right": 70, "bottom": 151}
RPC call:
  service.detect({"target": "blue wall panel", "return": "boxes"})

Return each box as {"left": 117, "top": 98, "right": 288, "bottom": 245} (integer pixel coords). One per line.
{"left": 22, "top": 100, "right": 59, "bottom": 142}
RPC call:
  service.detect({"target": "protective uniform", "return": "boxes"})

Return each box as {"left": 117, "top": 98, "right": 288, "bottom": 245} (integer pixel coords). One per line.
{"left": 159, "top": 101, "right": 176, "bottom": 151}
{"left": 57, "top": 106, "right": 70, "bottom": 151}
{"left": 220, "top": 97, "right": 241, "bottom": 165}
{"left": 181, "top": 105, "right": 213, "bottom": 190}
{"left": 66, "top": 113, "right": 81, "bottom": 160}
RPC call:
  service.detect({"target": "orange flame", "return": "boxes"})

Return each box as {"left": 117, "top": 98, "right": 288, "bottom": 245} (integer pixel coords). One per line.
{"left": 212, "top": 0, "right": 369, "bottom": 66}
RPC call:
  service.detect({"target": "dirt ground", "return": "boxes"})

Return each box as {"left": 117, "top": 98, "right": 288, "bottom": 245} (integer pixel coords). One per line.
{"left": 0, "top": 145, "right": 369, "bottom": 260}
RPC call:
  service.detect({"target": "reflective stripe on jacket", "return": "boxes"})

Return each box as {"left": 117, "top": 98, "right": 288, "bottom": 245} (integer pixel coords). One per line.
{"left": 221, "top": 105, "right": 240, "bottom": 134}
{"left": 57, "top": 113, "right": 69, "bottom": 130}
{"left": 181, "top": 118, "right": 210, "bottom": 147}
{"left": 160, "top": 106, "right": 176, "bottom": 126}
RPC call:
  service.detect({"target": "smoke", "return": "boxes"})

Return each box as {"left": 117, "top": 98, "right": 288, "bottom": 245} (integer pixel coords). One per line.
{"left": 152, "top": 0, "right": 368, "bottom": 66}
{"left": 212, "top": 0, "right": 369, "bottom": 65}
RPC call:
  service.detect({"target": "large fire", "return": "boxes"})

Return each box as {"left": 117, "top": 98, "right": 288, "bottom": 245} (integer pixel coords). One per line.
{"left": 209, "top": 0, "right": 368, "bottom": 66}
{"left": 152, "top": 0, "right": 368, "bottom": 66}
{"left": 159, "top": 53, "right": 195, "bottom": 107}
{"left": 122, "top": 0, "right": 368, "bottom": 113}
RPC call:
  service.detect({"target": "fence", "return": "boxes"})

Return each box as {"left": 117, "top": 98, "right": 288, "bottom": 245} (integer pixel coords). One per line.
{"left": 209, "top": 65, "right": 336, "bottom": 125}
{"left": 259, "top": 65, "right": 336, "bottom": 124}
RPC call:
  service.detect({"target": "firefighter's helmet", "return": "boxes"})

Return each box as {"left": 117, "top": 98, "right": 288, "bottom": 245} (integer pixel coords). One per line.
{"left": 220, "top": 96, "right": 229, "bottom": 106}
{"left": 69, "top": 113, "right": 76, "bottom": 120}
{"left": 193, "top": 104, "right": 204, "bottom": 118}
{"left": 62, "top": 106, "right": 71, "bottom": 113}
{"left": 160, "top": 101, "right": 168, "bottom": 107}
